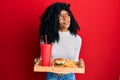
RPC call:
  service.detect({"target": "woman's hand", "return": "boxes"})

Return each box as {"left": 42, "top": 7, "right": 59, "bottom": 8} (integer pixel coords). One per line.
{"left": 78, "top": 58, "right": 85, "bottom": 68}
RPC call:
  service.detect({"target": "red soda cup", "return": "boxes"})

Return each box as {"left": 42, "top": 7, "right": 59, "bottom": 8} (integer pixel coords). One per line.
{"left": 40, "top": 44, "right": 52, "bottom": 66}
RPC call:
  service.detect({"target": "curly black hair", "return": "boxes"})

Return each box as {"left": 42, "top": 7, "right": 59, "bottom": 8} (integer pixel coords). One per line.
{"left": 39, "top": 2, "right": 80, "bottom": 44}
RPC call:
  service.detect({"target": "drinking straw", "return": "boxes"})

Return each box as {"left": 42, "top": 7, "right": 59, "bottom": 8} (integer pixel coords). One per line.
{"left": 45, "top": 34, "right": 47, "bottom": 44}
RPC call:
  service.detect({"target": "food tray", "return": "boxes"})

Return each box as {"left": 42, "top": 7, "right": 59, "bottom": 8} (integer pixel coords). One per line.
{"left": 34, "top": 60, "right": 85, "bottom": 74}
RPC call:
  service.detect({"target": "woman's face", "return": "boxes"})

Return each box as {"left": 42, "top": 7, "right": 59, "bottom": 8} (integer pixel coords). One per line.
{"left": 58, "top": 10, "right": 71, "bottom": 32}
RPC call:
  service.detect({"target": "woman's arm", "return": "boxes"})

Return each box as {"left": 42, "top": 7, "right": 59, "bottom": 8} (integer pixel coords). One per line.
{"left": 73, "top": 35, "right": 82, "bottom": 62}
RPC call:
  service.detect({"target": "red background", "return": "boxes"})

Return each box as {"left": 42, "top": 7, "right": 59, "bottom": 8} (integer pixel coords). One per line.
{"left": 0, "top": 0, "right": 120, "bottom": 80}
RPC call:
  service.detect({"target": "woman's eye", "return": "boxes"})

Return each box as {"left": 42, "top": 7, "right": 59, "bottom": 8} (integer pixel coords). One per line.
{"left": 66, "top": 13, "right": 69, "bottom": 16}
{"left": 58, "top": 13, "right": 70, "bottom": 19}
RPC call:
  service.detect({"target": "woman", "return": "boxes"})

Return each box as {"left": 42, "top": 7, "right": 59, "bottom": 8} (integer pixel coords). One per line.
{"left": 39, "top": 2, "right": 82, "bottom": 80}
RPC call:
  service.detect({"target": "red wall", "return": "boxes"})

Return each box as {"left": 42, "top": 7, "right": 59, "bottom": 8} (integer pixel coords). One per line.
{"left": 0, "top": 0, "right": 120, "bottom": 80}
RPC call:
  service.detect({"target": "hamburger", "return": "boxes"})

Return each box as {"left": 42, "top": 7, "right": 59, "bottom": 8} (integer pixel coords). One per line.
{"left": 54, "top": 58, "right": 65, "bottom": 67}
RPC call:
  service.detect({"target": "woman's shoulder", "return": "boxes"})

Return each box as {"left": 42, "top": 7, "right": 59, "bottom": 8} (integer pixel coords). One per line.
{"left": 76, "top": 34, "right": 82, "bottom": 40}
{"left": 73, "top": 34, "right": 82, "bottom": 44}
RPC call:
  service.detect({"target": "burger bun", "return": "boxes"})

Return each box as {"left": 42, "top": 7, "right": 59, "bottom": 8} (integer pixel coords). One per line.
{"left": 54, "top": 58, "right": 65, "bottom": 67}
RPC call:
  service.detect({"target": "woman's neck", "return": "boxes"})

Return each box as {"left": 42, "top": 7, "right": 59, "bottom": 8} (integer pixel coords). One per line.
{"left": 59, "top": 29, "right": 68, "bottom": 32}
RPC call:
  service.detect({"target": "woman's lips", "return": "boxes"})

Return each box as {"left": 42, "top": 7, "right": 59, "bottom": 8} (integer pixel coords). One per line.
{"left": 63, "top": 22, "right": 69, "bottom": 25}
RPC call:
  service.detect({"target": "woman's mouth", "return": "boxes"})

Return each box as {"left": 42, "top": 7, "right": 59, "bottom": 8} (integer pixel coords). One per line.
{"left": 63, "top": 22, "right": 69, "bottom": 25}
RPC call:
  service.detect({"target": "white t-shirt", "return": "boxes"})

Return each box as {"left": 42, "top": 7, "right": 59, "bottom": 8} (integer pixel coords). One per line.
{"left": 51, "top": 31, "right": 82, "bottom": 62}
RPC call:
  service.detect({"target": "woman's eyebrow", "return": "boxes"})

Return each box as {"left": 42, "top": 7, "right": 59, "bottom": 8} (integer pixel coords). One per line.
{"left": 60, "top": 12, "right": 68, "bottom": 15}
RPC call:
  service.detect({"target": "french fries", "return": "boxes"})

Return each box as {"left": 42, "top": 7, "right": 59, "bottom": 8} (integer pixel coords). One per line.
{"left": 64, "top": 59, "right": 76, "bottom": 68}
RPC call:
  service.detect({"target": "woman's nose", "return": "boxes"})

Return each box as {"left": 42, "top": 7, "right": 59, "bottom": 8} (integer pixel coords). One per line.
{"left": 63, "top": 15, "right": 69, "bottom": 20}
